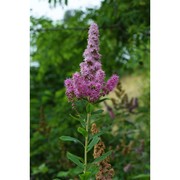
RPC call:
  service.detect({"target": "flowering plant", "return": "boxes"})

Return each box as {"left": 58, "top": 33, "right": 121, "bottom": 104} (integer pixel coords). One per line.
{"left": 60, "top": 23, "right": 119, "bottom": 179}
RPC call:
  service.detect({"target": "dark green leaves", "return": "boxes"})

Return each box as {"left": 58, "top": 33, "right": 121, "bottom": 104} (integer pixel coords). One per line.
{"left": 67, "top": 152, "right": 84, "bottom": 169}
{"left": 87, "top": 136, "right": 100, "bottom": 152}
{"left": 79, "top": 165, "right": 99, "bottom": 180}
{"left": 93, "top": 150, "right": 112, "bottom": 163}
{"left": 79, "top": 172, "right": 91, "bottom": 180}
{"left": 92, "top": 109, "right": 104, "bottom": 115}
{"left": 56, "top": 166, "right": 83, "bottom": 178}
{"left": 95, "top": 98, "right": 110, "bottom": 104}
{"left": 48, "top": 0, "right": 68, "bottom": 7}
{"left": 75, "top": 99, "right": 87, "bottom": 113}
{"left": 60, "top": 136, "right": 84, "bottom": 146}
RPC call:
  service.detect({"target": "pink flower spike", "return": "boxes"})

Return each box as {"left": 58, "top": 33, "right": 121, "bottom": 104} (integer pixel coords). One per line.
{"left": 64, "top": 23, "right": 119, "bottom": 106}
{"left": 105, "top": 75, "right": 119, "bottom": 92}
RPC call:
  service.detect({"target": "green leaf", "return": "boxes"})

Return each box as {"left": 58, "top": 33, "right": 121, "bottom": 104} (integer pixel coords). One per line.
{"left": 57, "top": 171, "right": 69, "bottom": 177}
{"left": 92, "top": 109, "right": 104, "bottom": 115}
{"left": 89, "top": 130, "right": 106, "bottom": 141}
{"left": 89, "top": 127, "right": 111, "bottom": 141}
{"left": 75, "top": 99, "right": 87, "bottom": 112}
{"left": 67, "top": 152, "right": 84, "bottom": 169}
{"left": 131, "top": 174, "right": 150, "bottom": 179}
{"left": 77, "top": 127, "right": 88, "bottom": 137}
{"left": 79, "top": 172, "right": 91, "bottom": 180}
{"left": 68, "top": 166, "right": 84, "bottom": 176}
{"left": 87, "top": 136, "right": 100, "bottom": 152}
{"left": 87, "top": 164, "right": 99, "bottom": 176}
{"left": 93, "top": 150, "right": 112, "bottom": 163}
{"left": 69, "top": 114, "right": 80, "bottom": 120}
{"left": 86, "top": 103, "right": 94, "bottom": 113}
{"left": 32, "top": 163, "right": 49, "bottom": 175}
{"left": 69, "top": 114, "right": 86, "bottom": 127}
{"left": 38, "top": 163, "right": 48, "bottom": 173}
{"left": 59, "top": 136, "right": 84, "bottom": 146}
{"left": 95, "top": 98, "right": 110, "bottom": 104}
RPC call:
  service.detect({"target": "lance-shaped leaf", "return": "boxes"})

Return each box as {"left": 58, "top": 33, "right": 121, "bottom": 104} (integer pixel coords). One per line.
{"left": 67, "top": 152, "right": 84, "bottom": 169}
{"left": 92, "top": 109, "right": 104, "bottom": 115}
{"left": 93, "top": 150, "right": 112, "bottom": 163}
{"left": 131, "top": 174, "right": 150, "bottom": 179}
{"left": 87, "top": 136, "right": 100, "bottom": 152}
{"left": 77, "top": 127, "right": 88, "bottom": 137}
{"left": 95, "top": 98, "right": 110, "bottom": 104}
{"left": 70, "top": 114, "right": 86, "bottom": 127}
{"left": 69, "top": 114, "right": 80, "bottom": 120}
{"left": 59, "top": 136, "right": 84, "bottom": 146}
{"left": 89, "top": 131, "right": 104, "bottom": 142}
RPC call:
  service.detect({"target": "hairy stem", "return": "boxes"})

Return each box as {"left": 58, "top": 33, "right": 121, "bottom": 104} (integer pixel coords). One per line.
{"left": 84, "top": 113, "right": 90, "bottom": 173}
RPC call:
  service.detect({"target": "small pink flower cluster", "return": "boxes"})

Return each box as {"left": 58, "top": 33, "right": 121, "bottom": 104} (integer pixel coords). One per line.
{"left": 64, "top": 23, "right": 119, "bottom": 104}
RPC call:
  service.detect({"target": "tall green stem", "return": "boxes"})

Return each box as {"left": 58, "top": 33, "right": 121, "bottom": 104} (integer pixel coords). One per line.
{"left": 84, "top": 113, "right": 90, "bottom": 173}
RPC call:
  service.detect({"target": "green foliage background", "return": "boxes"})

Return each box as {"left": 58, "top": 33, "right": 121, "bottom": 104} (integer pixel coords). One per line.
{"left": 30, "top": 0, "right": 150, "bottom": 179}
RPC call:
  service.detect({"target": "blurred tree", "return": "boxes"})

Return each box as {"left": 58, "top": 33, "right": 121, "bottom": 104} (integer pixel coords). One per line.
{"left": 46, "top": 0, "right": 68, "bottom": 7}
